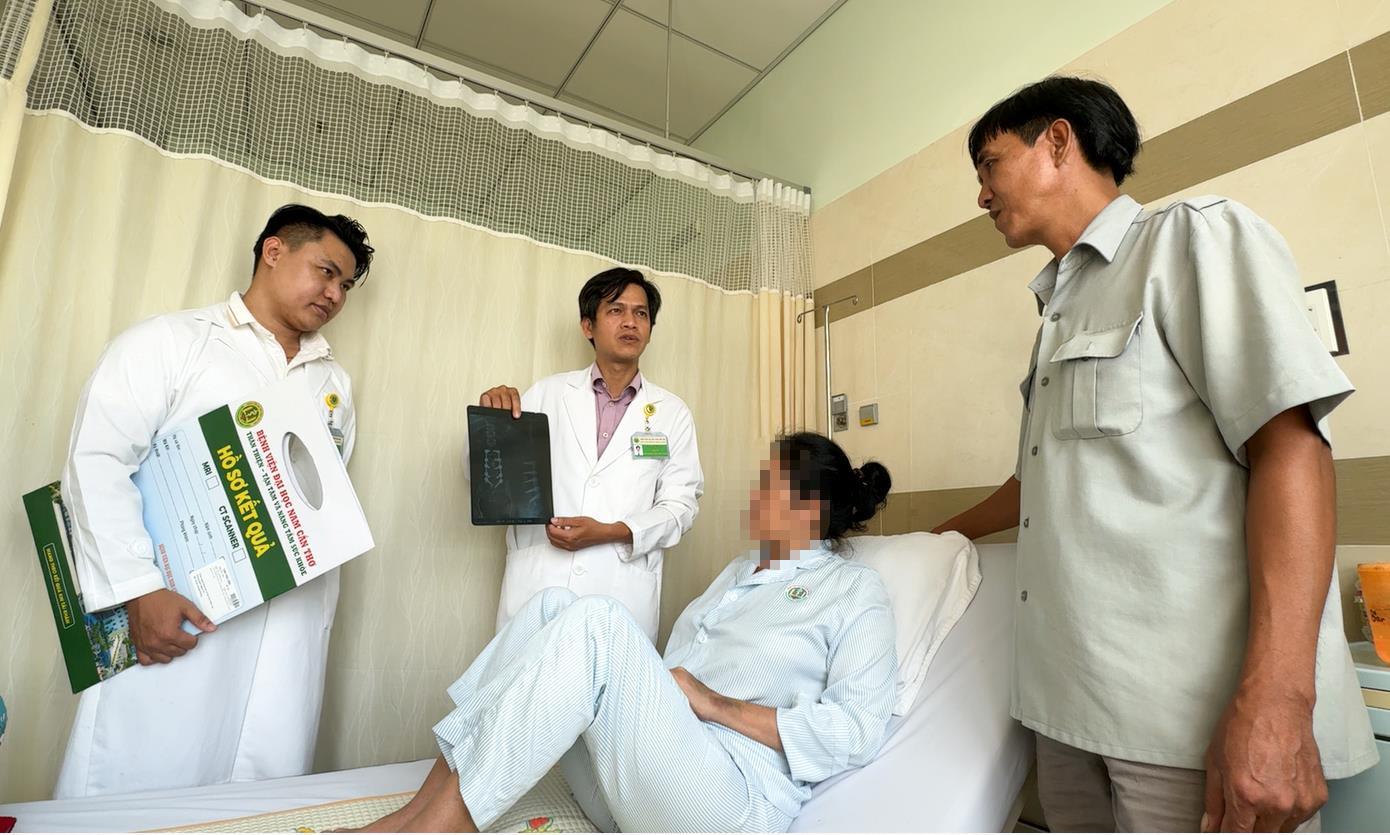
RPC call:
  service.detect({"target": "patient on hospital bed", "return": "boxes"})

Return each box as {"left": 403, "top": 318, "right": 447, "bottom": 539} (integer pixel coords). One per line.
{"left": 349, "top": 432, "right": 897, "bottom": 833}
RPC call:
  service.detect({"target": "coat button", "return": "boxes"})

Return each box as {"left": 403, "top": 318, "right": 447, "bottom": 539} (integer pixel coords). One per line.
{"left": 1040, "top": 377, "right": 1050, "bottom": 387}
{"left": 589, "top": 477, "right": 600, "bottom": 488}
{"left": 1031, "top": 446, "right": 1038, "bottom": 456}
{"left": 1021, "top": 590, "right": 1028, "bottom": 602}
{"left": 1023, "top": 517, "right": 1030, "bottom": 528}
{"left": 1049, "top": 313, "right": 1060, "bottom": 322}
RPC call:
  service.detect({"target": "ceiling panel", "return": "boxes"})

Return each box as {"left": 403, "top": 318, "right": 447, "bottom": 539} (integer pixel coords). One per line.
{"left": 294, "top": 0, "right": 432, "bottom": 42}
{"left": 671, "top": 0, "right": 838, "bottom": 69}
{"left": 621, "top": 0, "right": 668, "bottom": 26}
{"left": 669, "top": 36, "right": 756, "bottom": 139}
{"left": 563, "top": 8, "right": 668, "bottom": 133}
{"left": 266, "top": 0, "right": 844, "bottom": 156}
{"left": 422, "top": 0, "right": 614, "bottom": 91}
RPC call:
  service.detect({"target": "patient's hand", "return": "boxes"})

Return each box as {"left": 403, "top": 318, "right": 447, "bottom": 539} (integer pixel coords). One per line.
{"left": 671, "top": 667, "right": 784, "bottom": 752}
{"left": 670, "top": 666, "right": 716, "bottom": 720}
{"left": 127, "top": 589, "right": 216, "bottom": 665}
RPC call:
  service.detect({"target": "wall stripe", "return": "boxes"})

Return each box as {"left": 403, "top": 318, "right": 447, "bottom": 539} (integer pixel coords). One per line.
{"left": 1338, "top": 456, "right": 1390, "bottom": 545}
{"left": 814, "top": 30, "right": 1390, "bottom": 321}
{"left": 866, "top": 456, "right": 1390, "bottom": 545}
{"left": 1351, "top": 30, "right": 1390, "bottom": 120}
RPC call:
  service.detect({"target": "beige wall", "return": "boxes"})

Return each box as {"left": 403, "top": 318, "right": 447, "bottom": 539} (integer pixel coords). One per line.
{"left": 811, "top": 0, "right": 1390, "bottom": 635}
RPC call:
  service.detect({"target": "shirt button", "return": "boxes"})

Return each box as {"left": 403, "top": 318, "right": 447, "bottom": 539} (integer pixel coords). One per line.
{"left": 1023, "top": 517, "right": 1030, "bottom": 528}
{"left": 602, "top": 432, "right": 609, "bottom": 438}
{"left": 1021, "top": 590, "right": 1028, "bottom": 602}
{"left": 574, "top": 564, "right": 587, "bottom": 576}
{"left": 589, "top": 477, "right": 600, "bottom": 488}
{"left": 697, "top": 631, "right": 708, "bottom": 644}
{"left": 1049, "top": 313, "right": 1060, "bottom": 322}
{"left": 1040, "top": 377, "right": 1050, "bottom": 387}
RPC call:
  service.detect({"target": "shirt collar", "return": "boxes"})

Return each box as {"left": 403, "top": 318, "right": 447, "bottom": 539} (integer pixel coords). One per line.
{"left": 1071, "top": 194, "right": 1143, "bottom": 265}
{"left": 736, "top": 542, "right": 839, "bottom": 586}
{"left": 590, "top": 363, "right": 642, "bottom": 399}
{"left": 226, "top": 291, "right": 334, "bottom": 362}
{"left": 227, "top": 290, "right": 259, "bottom": 328}
{"left": 1027, "top": 194, "right": 1142, "bottom": 307}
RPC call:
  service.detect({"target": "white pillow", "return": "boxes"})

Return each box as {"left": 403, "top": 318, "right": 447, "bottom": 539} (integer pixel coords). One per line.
{"left": 847, "top": 531, "right": 982, "bottom": 715}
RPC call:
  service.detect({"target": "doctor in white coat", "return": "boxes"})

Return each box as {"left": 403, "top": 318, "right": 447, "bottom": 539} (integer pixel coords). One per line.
{"left": 476, "top": 268, "right": 704, "bottom": 645}
{"left": 54, "top": 205, "right": 374, "bottom": 798}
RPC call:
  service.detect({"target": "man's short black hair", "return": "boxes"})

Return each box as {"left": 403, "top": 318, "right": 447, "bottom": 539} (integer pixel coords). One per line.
{"left": 968, "top": 76, "right": 1141, "bottom": 186}
{"left": 578, "top": 268, "right": 662, "bottom": 343}
{"left": 252, "top": 204, "right": 375, "bottom": 280}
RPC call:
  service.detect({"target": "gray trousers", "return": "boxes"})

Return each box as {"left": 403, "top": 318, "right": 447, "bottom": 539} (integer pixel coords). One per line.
{"left": 1035, "top": 733, "right": 1322, "bottom": 833}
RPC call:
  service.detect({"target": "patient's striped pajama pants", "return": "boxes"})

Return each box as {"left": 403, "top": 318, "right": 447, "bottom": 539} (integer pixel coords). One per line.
{"left": 432, "top": 587, "right": 792, "bottom": 832}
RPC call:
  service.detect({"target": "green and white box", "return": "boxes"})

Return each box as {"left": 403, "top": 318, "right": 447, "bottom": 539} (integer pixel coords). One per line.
{"left": 24, "top": 379, "right": 373, "bottom": 692}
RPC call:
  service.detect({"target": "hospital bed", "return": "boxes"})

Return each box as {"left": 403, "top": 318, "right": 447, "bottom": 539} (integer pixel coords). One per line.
{"left": 0, "top": 543, "right": 1030, "bottom": 832}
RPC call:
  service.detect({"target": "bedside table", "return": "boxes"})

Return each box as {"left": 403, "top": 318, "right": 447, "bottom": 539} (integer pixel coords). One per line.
{"left": 1323, "top": 642, "right": 1389, "bottom": 832}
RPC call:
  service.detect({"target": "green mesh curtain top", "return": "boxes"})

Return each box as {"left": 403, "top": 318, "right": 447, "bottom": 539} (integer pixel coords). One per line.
{"left": 1, "top": 0, "right": 38, "bottom": 79}
{"left": 20, "top": 0, "right": 812, "bottom": 296}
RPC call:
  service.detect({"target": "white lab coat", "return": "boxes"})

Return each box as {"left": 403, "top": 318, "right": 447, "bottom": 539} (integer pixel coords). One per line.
{"left": 484, "top": 367, "right": 703, "bottom": 643}
{"left": 54, "top": 292, "right": 356, "bottom": 798}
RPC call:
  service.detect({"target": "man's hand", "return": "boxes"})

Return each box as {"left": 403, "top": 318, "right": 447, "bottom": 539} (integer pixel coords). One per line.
{"left": 546, "top": 517, "right": 630, "bottom": 551}
{"left": 1202, "top": 687, "right": 1326, "bottom": 832}
{"left": 479, "top": 386, "right": 523, "bottom": 418}
{"left": 126, "top": 588, "right": 216, "bottom": 665}
{"left": 670, "top": 666, "right": 719, "bottom": 721}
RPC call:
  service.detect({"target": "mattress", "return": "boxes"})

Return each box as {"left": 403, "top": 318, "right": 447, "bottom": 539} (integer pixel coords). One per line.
{"left": 1, "top": 546, "right": 1029, "bottom": 833}
{"left": 790, "top": 543, "right": 1032, "bottom": 832}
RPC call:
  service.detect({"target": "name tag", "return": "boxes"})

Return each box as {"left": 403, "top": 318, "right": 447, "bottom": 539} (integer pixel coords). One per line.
{"left": 631, "top": 432, "right": 670, "bottom": 459}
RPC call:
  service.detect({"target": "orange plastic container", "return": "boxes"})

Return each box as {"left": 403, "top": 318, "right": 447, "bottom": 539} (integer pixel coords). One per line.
{"left": 1358, "top": 563, "right": 1390, "bottom": 664}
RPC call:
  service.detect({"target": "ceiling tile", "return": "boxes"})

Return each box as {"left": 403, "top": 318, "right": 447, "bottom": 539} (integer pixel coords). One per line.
{"left": 669, "top": 37, "right": 756, "bottom": 139}
{"left": 294, "top": 0, "right": 432, "bottom": 43}
{"left": 422, "top": 0, "right": 614, "bottom": 91}
{"left": 622, "top": 0, "right": 668, "bottom": 25}
{"left": 671, "top": 0, "right": 838, "bottom": 69}
{"left": 558, "top": 92, "right": 682, "bottom": 141}
{"left": 563, "top": 8, "right": 669, "bottom": 133}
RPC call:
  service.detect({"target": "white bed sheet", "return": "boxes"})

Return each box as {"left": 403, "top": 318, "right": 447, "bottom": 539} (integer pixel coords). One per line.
{"left": 1, "top": 545, "right": 1029, "bottom": 833}
{"left": 0, "top": 759, "right": 434, "bottom": 833}
{"left": 790, "top": 543, "right": 1032, "bottom": 832}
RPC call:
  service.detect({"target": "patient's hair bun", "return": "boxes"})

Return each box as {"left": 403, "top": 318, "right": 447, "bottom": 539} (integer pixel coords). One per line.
{"left": 774, "top": 432, "right": 892, "bottom": 550}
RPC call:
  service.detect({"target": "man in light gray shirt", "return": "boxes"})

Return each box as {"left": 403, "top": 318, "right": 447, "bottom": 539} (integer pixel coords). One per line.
{"left": 934, "top": 77, "right": 1376, "bottom": 832}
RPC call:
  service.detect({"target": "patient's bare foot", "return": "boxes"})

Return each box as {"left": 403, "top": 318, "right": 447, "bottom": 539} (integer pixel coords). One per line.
{"left": 399, "top": 783, "right": 477, "bottom": 833}
{"left": 331, "top": 789, "right": 425, "bottom": 832}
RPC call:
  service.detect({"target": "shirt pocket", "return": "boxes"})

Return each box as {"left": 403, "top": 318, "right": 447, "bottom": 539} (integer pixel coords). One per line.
{"left": 1049, "top": 313, "right": 1144, "bottom": 440}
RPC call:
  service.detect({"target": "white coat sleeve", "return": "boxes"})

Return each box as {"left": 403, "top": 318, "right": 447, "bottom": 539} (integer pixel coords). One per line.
{"left": 618, "top": 403, "right": 703, "bottom": 561}
{"left": 60, "top": 319, "right": 178, "bottom": 612}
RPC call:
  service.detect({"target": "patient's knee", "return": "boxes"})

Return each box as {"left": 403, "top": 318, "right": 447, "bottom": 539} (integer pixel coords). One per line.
{"left": 563, "top": 594, "right": 641, "bottom": 637}
{"left": 538, "top": 586, "right": 580, "bottom": 619}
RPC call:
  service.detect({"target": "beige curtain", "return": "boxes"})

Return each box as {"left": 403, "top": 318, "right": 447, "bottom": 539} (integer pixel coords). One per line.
{"left": 0, "top": 8, "right": 812, "bottom": 803}
{"left": 0, "top": 0, "right": 49, "bottom": 227}
{"left": 756, "top": 291, "right": 817, "bottom": 439}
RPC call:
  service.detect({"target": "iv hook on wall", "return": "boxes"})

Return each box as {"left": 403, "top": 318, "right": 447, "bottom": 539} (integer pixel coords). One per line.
{"left": 796, "top": 294, "right": 860, "bottom": 433}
